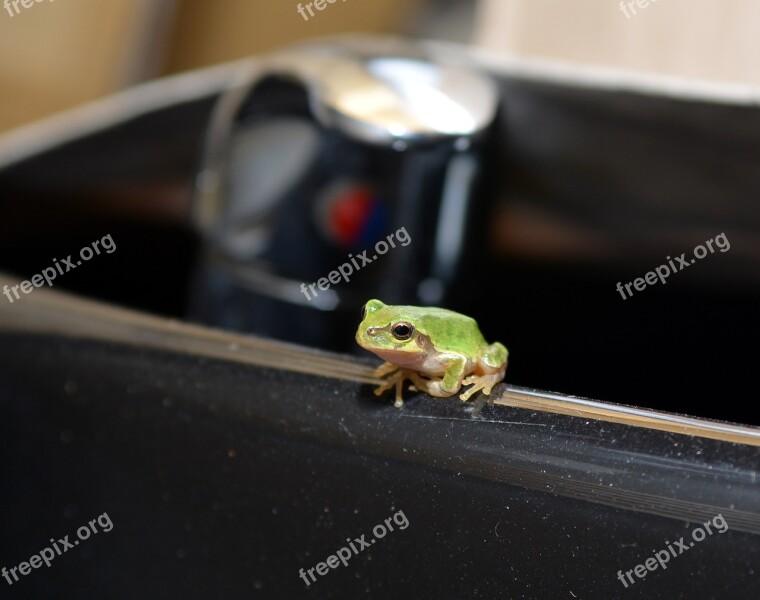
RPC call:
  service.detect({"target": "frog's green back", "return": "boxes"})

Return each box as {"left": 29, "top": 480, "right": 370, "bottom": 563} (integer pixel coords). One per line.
{"left": 394, "top": 304, "right": 487, "bottom": 355}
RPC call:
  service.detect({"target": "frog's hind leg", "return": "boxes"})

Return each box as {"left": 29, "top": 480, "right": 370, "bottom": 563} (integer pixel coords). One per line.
{"left": 409, "top": 370, "right": 462, "bottom": 398}
{"left": 405, "top": 356, "right": 467, "bottom": 399}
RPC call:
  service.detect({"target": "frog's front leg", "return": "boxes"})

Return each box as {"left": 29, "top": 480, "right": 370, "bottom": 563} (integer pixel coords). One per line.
{"left": 460, "top": 343, "right": 508, "bottom": 402}
{"left": 373, "top": 361, "right": 399, "bottom": 378}
{"left": 373, "top": 368, "right": 414, "bottom": 408}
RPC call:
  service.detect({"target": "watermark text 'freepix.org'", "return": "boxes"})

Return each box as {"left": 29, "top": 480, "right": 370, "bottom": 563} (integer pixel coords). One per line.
{"left": 296, "top": 0, "right": 347, "bottom": 22}
{"left": 3, "top": 233, "right": 116, "bottom": 304}
{"left": 299, "top": 509, "right": 409, "bottom": 588}
{"left": 617, "top": 513, "right": 727, "bottom": 588}
{"left": 2, "top": 512, "right": 114, "bottom": 587}
{"left": 300, "top": 227, "right": 411, "bottom": 302}
{"left": 616, "top": 233, "right": 729, "bottom": 300}
{"left": 4, "top": 0, "right": 56, "bottom": 18}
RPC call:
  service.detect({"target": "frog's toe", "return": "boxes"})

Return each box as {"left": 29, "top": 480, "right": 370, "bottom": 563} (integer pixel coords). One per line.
{"left": 372, "top": 370, "right": 417, "bottom": 407}
{"left": 459, "top": 387, "right": 480, "bottom": 402}
{"left": 374, "top": 377, "right": 399, "bottom": 396}
{"left": 460, "top": 374, "right": 502, "bottom": 401}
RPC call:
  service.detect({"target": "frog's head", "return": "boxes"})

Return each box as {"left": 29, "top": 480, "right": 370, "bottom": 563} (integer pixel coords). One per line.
{"left": 355, "top": 299, "right": 426, "bottom": 365}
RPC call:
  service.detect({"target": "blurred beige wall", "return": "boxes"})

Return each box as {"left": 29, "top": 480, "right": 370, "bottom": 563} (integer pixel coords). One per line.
{"left": 165, "top": 0, "right": 419, "bottom": 73}
{"left": 476, "top": 0, "right": 760, "bottom": 85}
{"left": 0, "top": 0, "right": 174, "bottom": 132}
{"left": 0, "top": 0, "right": 420, "bottom": 133}
{"left": 4, "top": 0, "right": 759, "bottom": 135}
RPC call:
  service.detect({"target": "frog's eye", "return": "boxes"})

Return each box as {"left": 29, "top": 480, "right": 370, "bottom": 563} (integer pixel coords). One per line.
{"left": 391, "top": 322, "right": 414, "bottom": 341}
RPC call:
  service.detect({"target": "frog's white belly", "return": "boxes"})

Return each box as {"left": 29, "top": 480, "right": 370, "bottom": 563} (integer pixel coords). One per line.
{"left": 418, "top": 351, "right": 476, "bottom": 377}
{"left": 377, "top": 346, "right": 476, "bottom": 377}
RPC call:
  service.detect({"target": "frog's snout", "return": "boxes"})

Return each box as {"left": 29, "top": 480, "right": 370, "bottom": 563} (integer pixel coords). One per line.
{"left": 355, "top": 326, "right": 378, "bottom": 349}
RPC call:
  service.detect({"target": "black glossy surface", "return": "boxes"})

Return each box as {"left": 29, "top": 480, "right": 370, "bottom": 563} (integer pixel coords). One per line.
{"left": 1, "top": 334, "right": 758, "bottom": 598}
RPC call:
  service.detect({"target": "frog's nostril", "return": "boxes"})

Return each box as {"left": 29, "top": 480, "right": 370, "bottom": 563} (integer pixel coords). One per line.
{"left": 367, "top": 327, "right": 377, "bottom": 336}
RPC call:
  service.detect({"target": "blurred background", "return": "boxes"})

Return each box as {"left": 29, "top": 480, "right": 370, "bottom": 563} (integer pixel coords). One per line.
{"left": 2, "top": 0, "right": 760, "bottom": 427}
{"left": 3, "top": 5, "right": 760, "bottom": 598}
{"left": 2, "top": 0, "right": 760, "bottom": 133}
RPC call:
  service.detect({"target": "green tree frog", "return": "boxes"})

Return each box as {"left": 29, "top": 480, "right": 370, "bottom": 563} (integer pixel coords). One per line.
{"left": 355, "top": 299, "right": 508, "bottom": 408}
